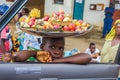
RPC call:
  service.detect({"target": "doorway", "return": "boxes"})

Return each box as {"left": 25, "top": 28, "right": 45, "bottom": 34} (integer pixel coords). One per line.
{"left": 73, "top": 0, "right": 85, "bottom": 20}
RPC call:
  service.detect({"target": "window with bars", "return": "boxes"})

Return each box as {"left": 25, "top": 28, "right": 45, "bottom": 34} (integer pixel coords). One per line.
{"left": 54, "top": 0, "right": 64, "bottom": 5}
{"left": 6, "top": 0, "right": 15, "bottom": 2}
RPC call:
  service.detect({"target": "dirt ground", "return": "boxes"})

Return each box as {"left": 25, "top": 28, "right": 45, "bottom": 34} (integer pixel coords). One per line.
{"left": 9, "top": 22, "right": 105, "bottom": 52}
{"left": 65, "top": 27, "right": 105, "bottom": 52}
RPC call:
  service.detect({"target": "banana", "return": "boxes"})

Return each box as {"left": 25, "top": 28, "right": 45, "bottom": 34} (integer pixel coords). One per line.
{"left": 29, "top": 8, "right": 41, "bottom": 18}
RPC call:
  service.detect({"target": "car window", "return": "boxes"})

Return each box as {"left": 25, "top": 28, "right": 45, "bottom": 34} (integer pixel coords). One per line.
{"left": 0, "top": 0, "right": 119, "bottom": 64}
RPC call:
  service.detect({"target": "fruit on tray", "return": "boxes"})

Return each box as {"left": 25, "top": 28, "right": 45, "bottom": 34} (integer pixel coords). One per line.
{"left": 29, "top": 8, "right": 41, "bottom": 18}
{"left": 19, "top": 17, "right": 90, "bottom": 32}
{"left": 58, "top": 9, "right": 64, "bottom": 14}
{"left": 19, "top": 17, "right": 26, "bottom": 22}
{"left": 43, "top": 15, "right": 50, "bottom": 21}
{"left": 62, "top": 20, "right": 90, "bottom": 32}
{"left": 19, "top": 9, "right": 91, "bottom": 32}
{"left": 50, "top": 10, "right": 72, "bottom": 25}
{"left": 36, "top": 21, "right": 62, "bottom": 32}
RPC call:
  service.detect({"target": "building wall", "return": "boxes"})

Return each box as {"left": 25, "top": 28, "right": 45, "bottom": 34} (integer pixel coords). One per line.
{"left": 113, "top": 10, "right": 120, "bottom": 24}
{"left": 83, "top": 0, "right": 110, "bottom": 27}
{"left": 44, "top": 0, "right": 74, "bottom": 16}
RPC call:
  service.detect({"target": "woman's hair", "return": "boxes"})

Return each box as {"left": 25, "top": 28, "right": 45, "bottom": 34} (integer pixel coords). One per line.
{"left": 114, "top": 19, "right": 120, "bottom": 27}
{"left": 22, "top": 8, "right": 30, "bottom": 14}
{"left": 106, "top": 19, "right": 120, "bottom": 40}
{"left": 42, "top": 37, "right": 65, "bottom": 45}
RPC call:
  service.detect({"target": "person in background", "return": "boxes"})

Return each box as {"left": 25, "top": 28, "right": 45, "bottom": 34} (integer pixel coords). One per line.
{"left": 14, "top": 7, "right": 41, "bottom": 51}
{"left": 0, "top": 4, "right": 12, "bottom": 62}
{"left": 0, "top": 34, "right": 20, "bottom": 62}
{"left": 101, "top": 19, "right": 120, "bottom": 79}
{"left": 101, "top": 3, "right": 115, "bottom": 38}
{"left": 0, "top": 6, "right": 12, "bottom": 61}
{"left": 0, "top": 4, "right": 21, "bottom": 62}
{"left": 101, "top": 19, "right": 120, "bottom": 63}
{"left": 15, "top": 7, "right": 30, "bottom": 33}
{"left": 85, "top": 42, "right": 100, "bottom": 63}
{"left": 14, "top": 7, "right": 30, "bottom": 22}
{"left": 0, "top": 25, "right": 12, "bottom": 61}
{"left": 12, "top": 37, "right": 91, "bottom": 64}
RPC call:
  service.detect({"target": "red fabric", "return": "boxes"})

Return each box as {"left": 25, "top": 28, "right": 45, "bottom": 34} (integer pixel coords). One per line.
{"left": 4, "top": 40, "right": 9, "bottom": 52}
{"left": 0, "top": 25, "right": 10, "bottom": 54}
{"left": 1, "top": 25, "right": 9, "bottom": 39}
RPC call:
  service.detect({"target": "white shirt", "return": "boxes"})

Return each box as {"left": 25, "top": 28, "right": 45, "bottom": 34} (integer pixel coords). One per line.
{"left": 85, "top": 48, "right": 100, "bottom": 55}
{"left": 85, "top": 48, "right": 100, "bottom": 62}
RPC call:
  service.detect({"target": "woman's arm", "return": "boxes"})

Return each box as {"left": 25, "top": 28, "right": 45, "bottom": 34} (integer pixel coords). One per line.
{"left": 13, "top": 50, "right": 37, "bottom": 62}
{"left": 53, "top": 53, "right": 92, "bottom": 64}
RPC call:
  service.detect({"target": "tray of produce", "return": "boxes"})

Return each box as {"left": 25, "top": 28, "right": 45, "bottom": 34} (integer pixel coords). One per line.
{"left": 19, "top": 20, "right": 93, "bottom": 37}
{"left": 19, "top": 27, "right": 83, "bottom": 37}
{"left": 18, "top": 9, "right": 93, "bottom": 37}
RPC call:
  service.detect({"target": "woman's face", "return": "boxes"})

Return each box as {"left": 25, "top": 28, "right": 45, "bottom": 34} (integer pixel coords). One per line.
{"left": 115, "top": 23, "right": 120, "bottom": 36}
{"left": 21, "top": 10, "right": 26, "bottom": 15}
{"left": 42, "top": 40, "right": 65, "bottom": 60}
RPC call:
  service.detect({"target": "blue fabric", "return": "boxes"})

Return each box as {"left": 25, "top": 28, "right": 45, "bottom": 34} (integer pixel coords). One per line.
{"left": 102, "top": 18, "right": 113, "bottom": 36}
{"left": 0, "top": 4, "right": 9, "bottom": 15}
{"left": 64, "top": 51, "right": 71, "bottom": 57}
{"left": 105, "top": 7, "right": 115, "bottom": 17}
{"left": 102, "top": 7, "right": 114, "bottom": 36}
{"left": 18, "top": 32, "right": 41, "bottom": 50}
{"left": 64, "top": 49, "right": 78, "bottom": 57}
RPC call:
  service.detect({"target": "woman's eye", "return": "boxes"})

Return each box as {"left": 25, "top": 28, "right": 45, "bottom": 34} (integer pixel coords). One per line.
{"left": 51, "top": 46, "right": 55, "bottom": 49}
{"left": 59, "top": 47, "right": 64, "bottom": 51}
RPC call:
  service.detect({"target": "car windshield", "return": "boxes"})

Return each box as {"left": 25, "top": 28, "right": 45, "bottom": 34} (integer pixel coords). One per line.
{"left": 0, "top": 0, "right": 120, "bottom": 80}
{"left": 0, "top": 0, "right": 119, "bottom": 64}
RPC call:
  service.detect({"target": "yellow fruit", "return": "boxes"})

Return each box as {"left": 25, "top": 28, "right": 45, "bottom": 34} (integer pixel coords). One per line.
{"left": 82, "top": 22, "right": 87, "bottom": 27}
{"left": 75, "top": 21, "right": 81, "bottom": 26}
{"left": 25, "top": 17, "right": 30, "bottom": 23}
{"left": 29, "top": 8, "right": 41, "bottom": 18}
{"left": 19, "top": 17, "right": 26, "bottom": 22}
{"left": 86, "top": 24, "right": 90, "bottom": 27}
